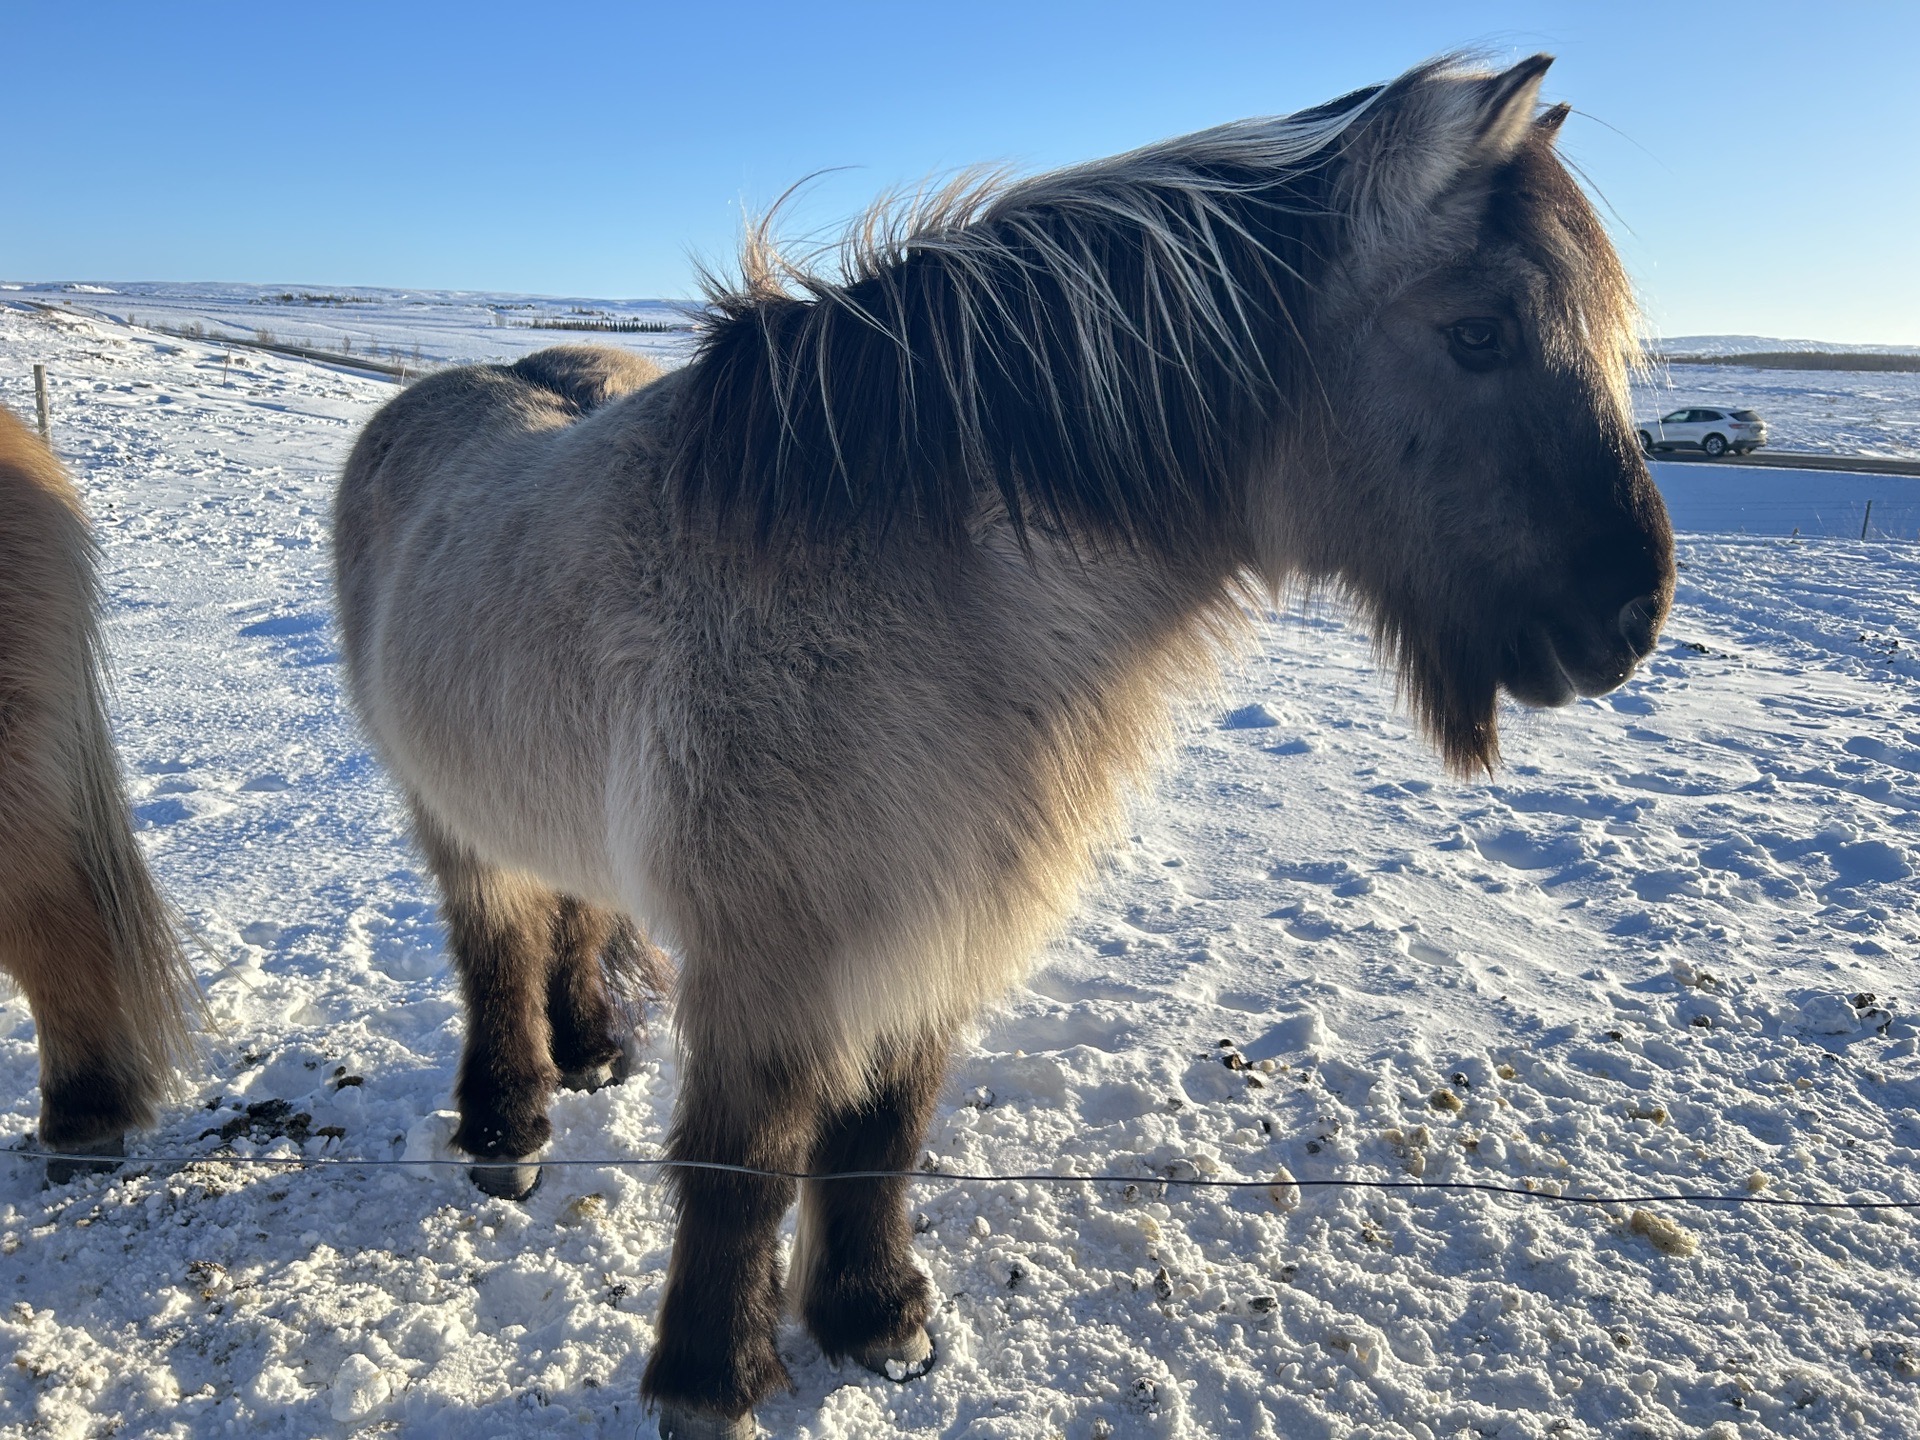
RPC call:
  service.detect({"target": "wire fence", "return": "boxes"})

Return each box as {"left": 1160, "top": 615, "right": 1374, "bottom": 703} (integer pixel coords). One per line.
{"left": 8, "top": 1145, "right": 1918, "bottom": 1214}
{"left": 1660, "top": 498, "right": 1920, "bottom": 541}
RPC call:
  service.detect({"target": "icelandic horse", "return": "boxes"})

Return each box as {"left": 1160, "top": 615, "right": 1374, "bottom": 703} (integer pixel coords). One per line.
{"left": 0, "top": 405, "right": 197, "bottom": 1186}
{"left": 335, "top": 55, "right": 1674, "bottom": 1437}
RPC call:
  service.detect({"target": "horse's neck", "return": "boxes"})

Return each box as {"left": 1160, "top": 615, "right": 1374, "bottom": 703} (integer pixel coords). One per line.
{"left": 974, "top": 527, "right": 1244, "bottom": 706}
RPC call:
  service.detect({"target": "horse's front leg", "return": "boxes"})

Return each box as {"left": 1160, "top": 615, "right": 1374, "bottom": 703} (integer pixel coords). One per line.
{"left": 792, "top": 1032, "right": 946, "bottom": 1377}
{"left": 643, "top": 1046, "right": 813, "bottom": 1439}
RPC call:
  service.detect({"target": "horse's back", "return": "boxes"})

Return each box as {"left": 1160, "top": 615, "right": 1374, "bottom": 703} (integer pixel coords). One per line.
{"left": 336, "top": 344, "right": 667, "bottom": 650}
{"left": 336, "top": 347, "right": 663, "bottom": 576}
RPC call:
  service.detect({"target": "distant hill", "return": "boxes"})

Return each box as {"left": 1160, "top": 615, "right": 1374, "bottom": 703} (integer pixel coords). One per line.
{"left": 1659, "top": 352, "right": 1920, "bottom": 373}
{"left": 1655, "top": 335, "right": 1920, "bottom": 371}
{"left": 1659, "top": 334, "right": 1920, "bottom": 357}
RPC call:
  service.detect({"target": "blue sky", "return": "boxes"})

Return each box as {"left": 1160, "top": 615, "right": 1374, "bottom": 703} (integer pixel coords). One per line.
{"left": 4, "top": 1, "right": 1915, "bottom": 343}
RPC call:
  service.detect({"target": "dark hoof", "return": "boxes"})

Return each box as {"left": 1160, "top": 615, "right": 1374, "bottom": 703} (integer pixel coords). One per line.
{"left": 469, "top": 1157, "right": 542, "bottom": 1200}
{"left": 558, "top": 1054, "right": 627, "bottom": 1093}
{"left": 44, "top": 1134, "right": 125, "bottom": 1188}
{"left": 656, "top": 1402, "right": 755, "bottom": 1439}
{"left": 854, "top": 1325, "right": 935, "bottom": 1381}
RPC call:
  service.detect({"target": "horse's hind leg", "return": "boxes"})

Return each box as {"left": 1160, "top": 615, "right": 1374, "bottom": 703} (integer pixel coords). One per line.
{"left": 793, "top": 1032, "right": 946, "bottom": 1377}
{"left": 545, "top": 901, "right": 632, "bottom": 1092}
{"left": 412, "top": 810, "right": 559, "bottom": 1200}
{"left": 0, "top": 855, "right": 152, "bottom": 1183}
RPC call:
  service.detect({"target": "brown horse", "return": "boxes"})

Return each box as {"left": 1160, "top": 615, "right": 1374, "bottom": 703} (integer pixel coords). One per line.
{"left": 0, "top": 404, "right": 199, "bottom": 1184}
{"left": 335, "top": 56, "right": 1673, "bottom": 1437}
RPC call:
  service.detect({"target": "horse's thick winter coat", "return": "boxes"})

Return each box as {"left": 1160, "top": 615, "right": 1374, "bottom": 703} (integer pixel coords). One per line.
{"left": 335, "top": 56, "right": 1673, "bottom": 1431}
{"left": 0, "top": 405, "right": 197, "bottom": 1173}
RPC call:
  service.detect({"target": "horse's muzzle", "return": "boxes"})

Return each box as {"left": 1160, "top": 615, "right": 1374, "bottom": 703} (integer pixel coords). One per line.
{"left": 1501, "top": 590, "right": 1666, "bottom": 708}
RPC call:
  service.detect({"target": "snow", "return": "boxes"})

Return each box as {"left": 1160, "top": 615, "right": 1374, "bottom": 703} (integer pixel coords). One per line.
{"left": 5, "top": 296, "right": 1920, "bottom": 1438}
{"left": 1658, "top": 336, "right": 1920, "bottom": 359}
{"left": 1633, "top": 367, "right": 1920, "bottom": 461}
{"left": 6, "top": 280, "right": 694, "bottom": 373}
{"left": 1652, "top": 463, "right": 1920, "bottom": 540}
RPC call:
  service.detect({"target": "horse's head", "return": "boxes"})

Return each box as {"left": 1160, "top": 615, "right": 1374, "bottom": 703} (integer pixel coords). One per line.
{"left": 1267, "top": 56, "right": 1673, "bottom": 773}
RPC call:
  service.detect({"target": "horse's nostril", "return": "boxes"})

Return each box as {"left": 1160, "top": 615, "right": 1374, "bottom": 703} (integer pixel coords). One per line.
{"left": 1616, "top": 594, "right": 1660, "bottom": 656}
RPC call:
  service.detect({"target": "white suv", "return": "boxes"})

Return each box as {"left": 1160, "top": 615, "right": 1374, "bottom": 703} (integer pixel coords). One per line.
{"left": 1636, "top": 406, "right": 1768, "bottom": 458}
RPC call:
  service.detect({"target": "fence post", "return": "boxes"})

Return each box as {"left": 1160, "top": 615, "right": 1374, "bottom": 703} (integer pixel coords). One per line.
{"left": 1862, "top": 500, "right": 1874, "bottom": 542}
{"left": 32, "top": 364, "right": 50, "bottom": 441}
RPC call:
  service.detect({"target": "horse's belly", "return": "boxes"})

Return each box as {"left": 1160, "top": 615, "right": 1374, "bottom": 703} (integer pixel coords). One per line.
{"left": 362, "top": 595, "right": 624, "bottom": 904}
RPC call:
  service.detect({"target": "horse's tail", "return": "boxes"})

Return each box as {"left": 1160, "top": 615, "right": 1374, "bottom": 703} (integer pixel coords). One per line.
{"left": 601, "top": 917, "right": 675, "bottom": 1028}
{"left": 64, "top": 496, "right": 203, "bottom": 1109}
{"left": 72, "top": 648, "right": 202, "bottom": 1099}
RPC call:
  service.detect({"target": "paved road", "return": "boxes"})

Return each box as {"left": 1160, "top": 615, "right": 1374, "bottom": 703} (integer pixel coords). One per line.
{"left": 1657, "top": 450, "right": 1920, "bottom": 478}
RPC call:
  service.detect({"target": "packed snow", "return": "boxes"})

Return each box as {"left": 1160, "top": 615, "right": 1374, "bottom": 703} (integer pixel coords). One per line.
{"left": 4, "top": 297, "right": 1920, "bottom": 1439}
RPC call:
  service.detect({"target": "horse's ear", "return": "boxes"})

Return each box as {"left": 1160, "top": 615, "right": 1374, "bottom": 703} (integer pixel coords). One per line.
{"left": 1474, "top": 54, "right": 1554, "bottom": 156}
{"left": 1536, "top": 102, "right": 1572, "bottom": 140}
{"left": 1337, "top": 54, "right": 1563, "bottom": 242}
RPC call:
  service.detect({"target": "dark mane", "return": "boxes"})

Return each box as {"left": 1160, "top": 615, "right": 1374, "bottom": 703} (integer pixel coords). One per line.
{"left": 671, "top": 88, "right": 1395, "bottom": 552}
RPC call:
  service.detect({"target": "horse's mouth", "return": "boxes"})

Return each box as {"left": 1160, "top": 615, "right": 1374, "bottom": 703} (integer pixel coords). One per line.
{"left": 1500, "top": 595, "right": 1663, "bottom": 709}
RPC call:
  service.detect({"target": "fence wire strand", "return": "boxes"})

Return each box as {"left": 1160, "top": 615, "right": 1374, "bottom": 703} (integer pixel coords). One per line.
{"left": 8, "top": 1145, "right": 1917, "bottom": 1214}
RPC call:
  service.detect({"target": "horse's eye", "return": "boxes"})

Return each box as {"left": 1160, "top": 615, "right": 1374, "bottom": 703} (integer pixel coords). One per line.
{"left": 1445, "top": 318, "right": 1506, "bottom": 371}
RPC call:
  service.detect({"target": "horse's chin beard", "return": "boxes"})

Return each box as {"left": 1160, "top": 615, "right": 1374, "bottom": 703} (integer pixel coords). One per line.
{"left": 1392, "top": 628, "right": 1503, "bottom": 778}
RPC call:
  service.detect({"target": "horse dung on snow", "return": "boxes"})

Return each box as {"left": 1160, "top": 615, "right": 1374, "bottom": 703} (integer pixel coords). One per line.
{"left": 0, "top": 405, "right": 199, "bottom": 1187}
{"left": 334, "top": 54, "right": 1673, "bottom": 1438}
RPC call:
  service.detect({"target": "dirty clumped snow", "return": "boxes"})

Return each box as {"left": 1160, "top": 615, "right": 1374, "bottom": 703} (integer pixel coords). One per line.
{"left": 3, "top": 296, "right": 1920, "bottom": 1438}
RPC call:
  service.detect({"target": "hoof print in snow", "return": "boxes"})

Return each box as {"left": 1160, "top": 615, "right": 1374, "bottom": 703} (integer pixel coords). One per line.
{"left": 1221, "top": 703, "right": 1280, "bottom": 729}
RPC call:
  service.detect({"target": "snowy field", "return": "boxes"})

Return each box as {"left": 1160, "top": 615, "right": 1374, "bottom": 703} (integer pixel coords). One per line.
{"left": 1635, "top": 366, "right": 1920, "bottom": 464}
{"left": 11, "top": 281, "right": 1920, "bottom": 463}
{"left": 4, "top": 299, "right": 1920, "bottom": 1439}
{"left": 1, "top": 281, "right": 694, "bottom": 373}
{"left": 1652, "top": 465, "right": 1920, "bottom": 543}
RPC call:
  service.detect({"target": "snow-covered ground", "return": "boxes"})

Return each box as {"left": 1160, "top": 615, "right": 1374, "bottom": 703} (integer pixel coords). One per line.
{"left": 4, "top": 300, "right": 1920, "bottom": 1439}
{"left": 1, "top": 281, "right": 694, "bottom": 373}
{"left": 1634, "top": 365, "right": 1920, "bottom": 462}
{"left": 1652, "top": 465, "right": 1920, "bottom": 542}
{"left": 1656, "top": 336, "right": 1920, "bottom": 360}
